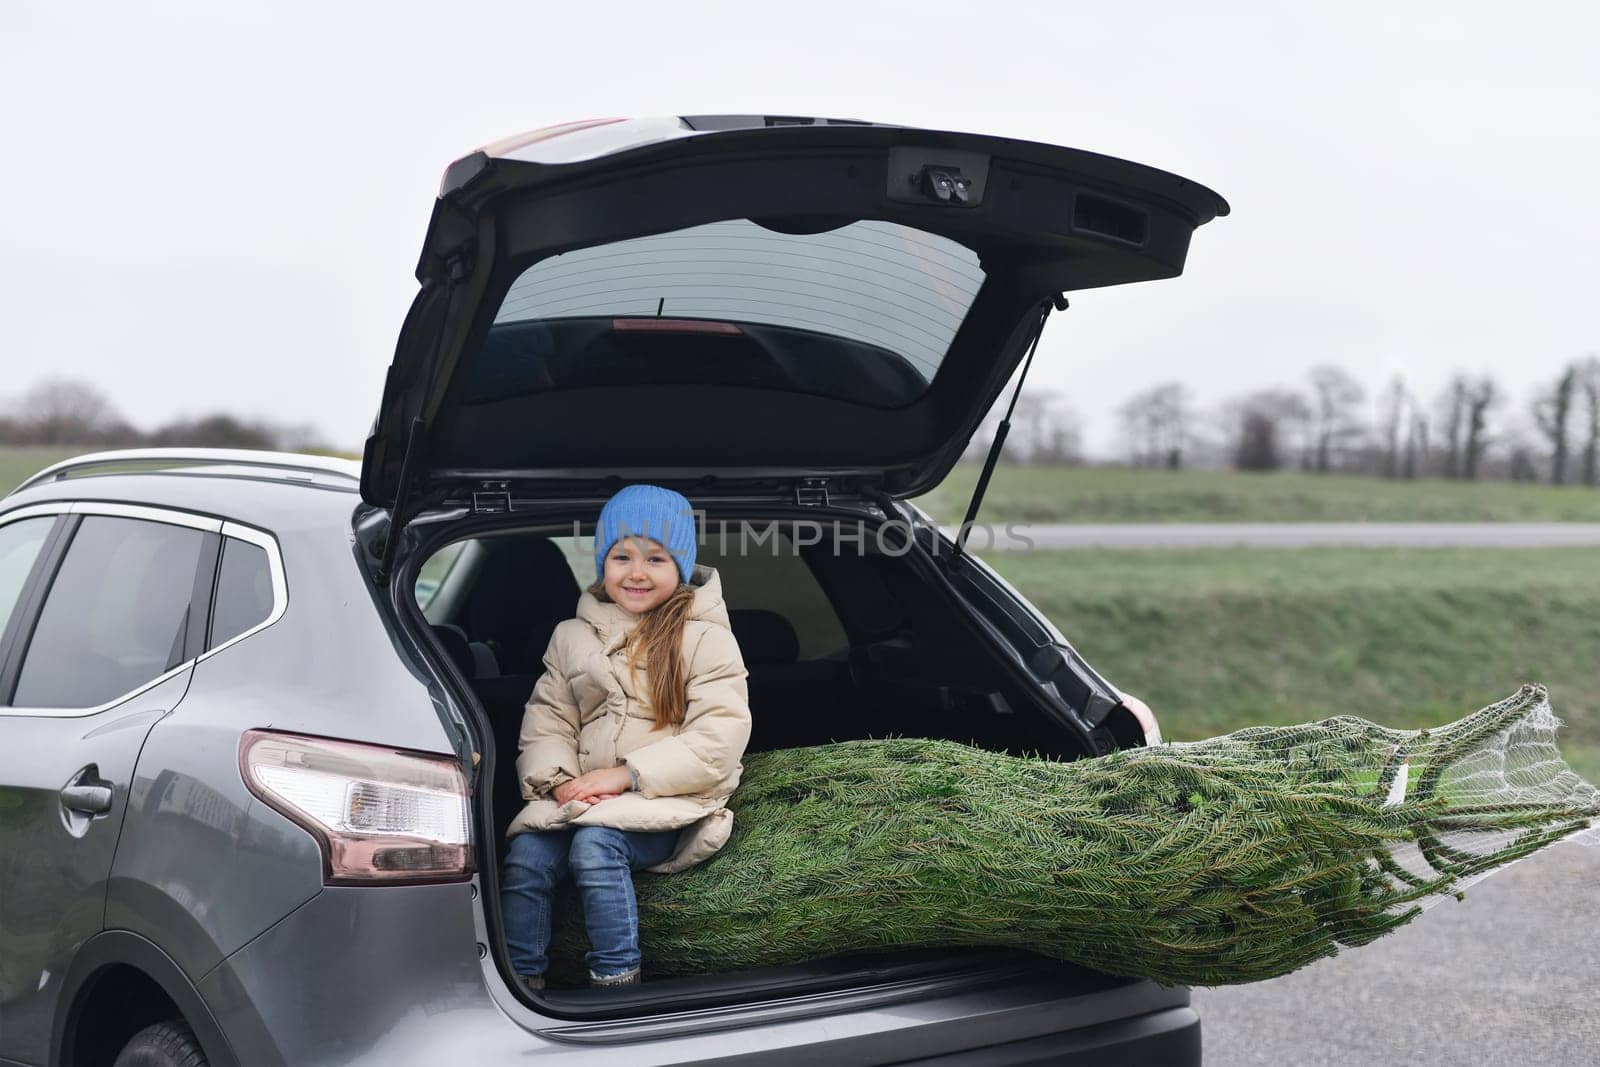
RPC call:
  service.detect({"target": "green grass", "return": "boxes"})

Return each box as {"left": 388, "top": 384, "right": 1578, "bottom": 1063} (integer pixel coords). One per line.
{"left": 982, "top": 546, "right": 1600, "bottom": 781}
{"left": 912, "top": 464, "right": 1600, "bottom": 524}
{"left": 0, "top": 448, "right": 81, "bottom": 494}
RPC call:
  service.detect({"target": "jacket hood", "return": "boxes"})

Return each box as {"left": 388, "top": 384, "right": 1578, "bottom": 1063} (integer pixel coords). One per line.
{"left": 575, "top": 563, "right": 731, "bottom": 649}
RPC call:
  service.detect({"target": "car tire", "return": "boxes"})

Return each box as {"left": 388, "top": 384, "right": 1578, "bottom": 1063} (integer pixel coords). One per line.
{"left": 113, "top": 1020, "right": 209, "bottom": 1067}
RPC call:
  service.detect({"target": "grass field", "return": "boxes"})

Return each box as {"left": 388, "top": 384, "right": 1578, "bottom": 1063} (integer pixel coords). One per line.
{"left": 984, "top": 546, "right": 1600, "bottom": 781}
{"left": 0, "top": 448, "right": 80, "bottom": 493}
{"left": 913, "top": 464, "right": 1600, "bottom": 524}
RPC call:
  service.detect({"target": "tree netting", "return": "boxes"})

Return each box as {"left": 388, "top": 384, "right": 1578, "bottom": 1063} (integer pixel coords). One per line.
{"left": 543, "top": 684, "right": 1598, "bottom": 986}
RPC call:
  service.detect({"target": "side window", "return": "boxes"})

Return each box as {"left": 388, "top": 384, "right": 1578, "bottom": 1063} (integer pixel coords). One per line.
{"left": 13, "top": 516, "right": 205, "bottom": 709}
{"left": 0, "top": 516, "right": 55, "bottom": 634}
{"left": 416, "top": 540, "right": 468, "bottom": 614}
{"left": 694, "top": 527, "right": 848, "bottom": 660}
{"left": 209, "top": 536, "right": 274, "bottom": 648}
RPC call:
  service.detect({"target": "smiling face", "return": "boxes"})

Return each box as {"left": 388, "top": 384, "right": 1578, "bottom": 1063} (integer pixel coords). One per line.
{"left": 602, "top": 536, "right": 681, "bottom": 614}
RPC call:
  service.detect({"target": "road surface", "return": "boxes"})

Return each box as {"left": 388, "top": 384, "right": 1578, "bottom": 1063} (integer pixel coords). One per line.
{"left": 941, "top": 522, "right": 1600, "bottom": 550}
{"left": 1194, "top": 841, "right": 1599, "bottom": 1065}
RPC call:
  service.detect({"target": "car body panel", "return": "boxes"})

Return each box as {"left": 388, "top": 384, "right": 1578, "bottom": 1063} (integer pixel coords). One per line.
{"left": 362, "top": 116, "right": 1228, "bottom": 510}
{"left": 197, "top": 881, "right": 1194, "bottom": 1066}
{"left": 96, "top": 488, "right": 469, "bottom": 983}
{"left": 0, "top": 459, "right": 1201, "bottom": 1064}
{"left": 0, "top": 671, "right": 188, "bottom": 1066}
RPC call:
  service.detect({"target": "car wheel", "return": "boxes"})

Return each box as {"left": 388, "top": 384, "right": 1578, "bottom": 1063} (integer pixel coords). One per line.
{"left": 113, "top": 1020, "right": 208, "bottom": 1067}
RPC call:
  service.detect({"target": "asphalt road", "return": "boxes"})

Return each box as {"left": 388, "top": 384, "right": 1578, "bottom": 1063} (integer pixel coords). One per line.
{"left": 1193, "top": 841, "right": 1600, "bottom": 1065}
{"left": 942, "top": 523, "right": 1600, "bottom": 550}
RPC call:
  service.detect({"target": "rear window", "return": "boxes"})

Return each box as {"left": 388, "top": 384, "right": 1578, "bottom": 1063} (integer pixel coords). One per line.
{"left": 467, "top": 219, "right": 985, "bottom": 408}
{"left": 209, "top": 537, "right": 274, "bottom": 649}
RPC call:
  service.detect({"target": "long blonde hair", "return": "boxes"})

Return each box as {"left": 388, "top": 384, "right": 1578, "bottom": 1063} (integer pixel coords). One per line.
{"left": 588, "top": 578, "right": 696, "bottom": 730}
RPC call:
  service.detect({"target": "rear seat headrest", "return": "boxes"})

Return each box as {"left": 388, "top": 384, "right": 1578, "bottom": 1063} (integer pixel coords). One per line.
{"left": 727, "top": 609, "right": 800, "bottom": 666}
{"left": 431, "top": 623, "right": 500, "bottom": 679}
{"left": 431, "top": 624, "right": 475, "bottom": 678}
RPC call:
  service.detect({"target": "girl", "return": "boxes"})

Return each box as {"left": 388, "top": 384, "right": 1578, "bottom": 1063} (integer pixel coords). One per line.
{"left": 502, "top": 483, "right": 751, "bottom": 991}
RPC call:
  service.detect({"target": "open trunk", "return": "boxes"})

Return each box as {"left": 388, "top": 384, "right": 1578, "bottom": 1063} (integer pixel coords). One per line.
{"left": 401, "top": 496, "right": 1153, "bottom": 1019}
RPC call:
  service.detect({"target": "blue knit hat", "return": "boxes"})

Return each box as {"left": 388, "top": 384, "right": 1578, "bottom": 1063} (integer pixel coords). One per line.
{"left": 594, "top": 484, "right": 698, "bottom": 585}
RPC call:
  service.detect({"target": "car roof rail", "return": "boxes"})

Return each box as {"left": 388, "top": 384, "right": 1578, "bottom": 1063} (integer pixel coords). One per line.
{"left": 9, "top": 448, "right": 362, "bottom": 496}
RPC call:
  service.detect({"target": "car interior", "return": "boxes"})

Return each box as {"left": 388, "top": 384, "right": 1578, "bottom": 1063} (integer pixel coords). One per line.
{"left": 413, "top": 519, "right": 1088, "bottom": 851}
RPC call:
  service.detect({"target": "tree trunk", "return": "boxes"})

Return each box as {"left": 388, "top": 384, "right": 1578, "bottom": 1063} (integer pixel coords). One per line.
{"left": 1444, "top": 378, "right": 1466, "bottom": 479}
{"left": 1581, "top": 361, "right": 1600, "bottom": 487}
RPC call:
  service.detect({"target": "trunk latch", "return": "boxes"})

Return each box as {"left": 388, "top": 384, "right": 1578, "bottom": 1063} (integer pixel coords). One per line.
{"left": 472, "top": 482, "right": 512, "bottom": 514}
{"left": 794, "top": 478, "right": 831, "bottom": 507}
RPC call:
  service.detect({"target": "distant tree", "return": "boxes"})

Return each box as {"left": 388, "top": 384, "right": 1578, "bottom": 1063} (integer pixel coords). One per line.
{"left": 1439, "top": 375, "right": 1468, "bottom": 479}
{"left": 13, "top": 378, "right": 130, "bottom": 444}
{"left": 1502, "top": 421, "right": 1541, "bottom": 483}
{"left": 1226, "top": 388, "right": 1310, "bottom": 473}
{"left": 1034, "top": 422, "right": 1084, "bottom": 465}
{"left": 1577, "top": 356, "right": 1600, "bottom": 488}
{"left": 1402, "top": 410, "right": 1429, "bottom": 480}
{"left": 1307, "top": 365, "right": 1366, "bottom": 473}
{"left": 147, "top": 413, "right": 279, "bottom": 450}
{"left": 1377, "top": 376, "right": 1410, "bottom": 479}
{"left": 1462, "top": 377, "right": 1499, "bottom": 481}
{"left": 1507, "top": 444, "right": 1540, "bottom": 482}
{"left": 1235, "top": 411, "right": 1280, "bottom": 471}
{"left": 1119, "top": 382, "right": 1193, "bottom": 469}
{"left": 994, "top": 389, "right": 1082, "bottom": 465}
{"left": 1532, "top": 364, "right": 1578, "bottom": 485}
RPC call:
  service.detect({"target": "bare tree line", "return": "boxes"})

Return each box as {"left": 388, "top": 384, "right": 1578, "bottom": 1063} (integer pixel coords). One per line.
{"left": 0, "top": 377, "right": 329, "bottom": 452}
{"left": 14, "top": 364, "right": 1599, "bottom": 487}
{"left": 1114, "top": 357, "right": 1600, "bottom": 485}
{"left": 961, "top": 388, "right": 1085, "bottom": 466}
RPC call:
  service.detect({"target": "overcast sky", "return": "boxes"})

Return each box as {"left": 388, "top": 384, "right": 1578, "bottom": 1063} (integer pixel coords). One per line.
{"left": 4, "top": 2, "right": 1596, "bottom": 456}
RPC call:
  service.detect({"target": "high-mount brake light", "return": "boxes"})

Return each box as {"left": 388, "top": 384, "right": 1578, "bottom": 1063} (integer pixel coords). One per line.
{"left": 478, "top": 117, "right": 626, "bottom": 159}
{"left": 611, "top": 318, "right": 744, "bottom": 336}
{"left": 240, "top": 730, "right": 473, "bottom": 885}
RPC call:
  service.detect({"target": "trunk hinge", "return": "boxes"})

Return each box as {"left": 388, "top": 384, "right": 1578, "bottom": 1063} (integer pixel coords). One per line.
{"left": 794, "top": 477, "right": 831, "bottom": 507}
{"left": 472, "top": 481, "right": 512, "bottom": 514}
{"left": 946, "top": 295, "right": 1065, "bottom": 576}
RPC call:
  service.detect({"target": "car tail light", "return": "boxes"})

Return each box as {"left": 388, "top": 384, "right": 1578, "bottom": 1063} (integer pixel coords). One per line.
{"left": 1118, "top": 693, "right": 1163, "bottom": 747}
{"left": 240, "top": 730, "right": 473, "bottom": 885}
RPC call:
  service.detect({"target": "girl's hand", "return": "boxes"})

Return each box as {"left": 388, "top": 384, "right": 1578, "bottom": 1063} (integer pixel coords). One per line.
{"left": 555, "top": 766, "right": 632, "bottom": 805}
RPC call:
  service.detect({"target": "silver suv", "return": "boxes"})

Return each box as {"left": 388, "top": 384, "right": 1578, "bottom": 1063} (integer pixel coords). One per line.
{"left": 0, "top": 115, "right": 1226, "bottom": 1066}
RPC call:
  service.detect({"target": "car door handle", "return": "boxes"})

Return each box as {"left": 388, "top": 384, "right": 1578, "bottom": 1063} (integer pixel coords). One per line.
{"left": 61, "top": 764, "right": 115, "bottom": 827}
{"left": 60, "top": 784, "right": 113, "bottom": 815}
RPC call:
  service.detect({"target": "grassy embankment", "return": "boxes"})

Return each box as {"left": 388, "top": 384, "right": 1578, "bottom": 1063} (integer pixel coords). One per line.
{"left": 913, "top": 464, "right": 1600, "bottom": 523}
{"left": 984, "top": 547, "right": 1600, "bottom": 781}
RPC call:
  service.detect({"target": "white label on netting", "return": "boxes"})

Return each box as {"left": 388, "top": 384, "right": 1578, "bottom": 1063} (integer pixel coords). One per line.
{"left": 1383, "top": 762, "right": 1410, "bottom": 808}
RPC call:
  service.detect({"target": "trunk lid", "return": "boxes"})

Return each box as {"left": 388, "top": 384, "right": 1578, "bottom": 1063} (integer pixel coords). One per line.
{"left": 361, "top": 115, "right": 1227, "bottom": 512}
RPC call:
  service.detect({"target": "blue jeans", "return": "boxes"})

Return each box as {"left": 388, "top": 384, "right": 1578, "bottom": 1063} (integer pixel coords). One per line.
{"left": 502, "top": 825, "right": 680, "bottom": 979}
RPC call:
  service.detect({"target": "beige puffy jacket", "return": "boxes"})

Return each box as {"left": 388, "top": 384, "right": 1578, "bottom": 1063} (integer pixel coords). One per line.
{"left": 508, "top": 564, "right": 752, "bottom": 874}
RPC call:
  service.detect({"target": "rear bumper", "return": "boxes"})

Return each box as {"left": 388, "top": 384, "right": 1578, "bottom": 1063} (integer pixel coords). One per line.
{"left": 196, "top": 882, "right": 1197, "bottom": 1066}
{"left": 893, "top": 1006, "right": 1200, "bottom": 1065}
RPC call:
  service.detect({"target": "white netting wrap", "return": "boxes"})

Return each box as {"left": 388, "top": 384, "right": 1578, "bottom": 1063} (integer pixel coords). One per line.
{"left": 1371, "top": 685, "right": 1600, "bottom": 908}
{"left": 537, "top": 684, "right": 1598, "bottom": 987}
